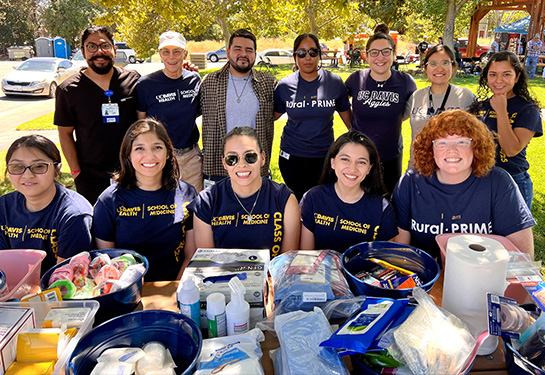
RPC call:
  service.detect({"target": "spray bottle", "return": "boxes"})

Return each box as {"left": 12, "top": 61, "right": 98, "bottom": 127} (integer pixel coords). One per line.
{"left": 226, "top": 277, "right": 249, "bottom": 335}
{"left": 179, "top": 276, "right": 201, "bottom": 329}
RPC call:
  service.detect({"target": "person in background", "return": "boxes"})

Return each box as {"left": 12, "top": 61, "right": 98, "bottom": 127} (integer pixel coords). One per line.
{"left": 189, "top": 127, "right": 300, "bottom": 259}
{"left": 299, "top": 131, "right": 397, "bottom": 252}
{"left": 136, "top": 31, "right": 203, "bottom": 191}
{"left": 438, "top": 37, "right": 443, "bottom": 45}
{"left": 274, "top": 33, "right": 351, "bottom": 201}
{"left": 525, "top": 33, "right": 542, "bottom": 79}
{"left": 0, "top": 135, "right": 93, "bottom": 275}
{"left": 55, "top": 25, "right": 140, "bottom": 204}
{"left": 453, "top": 37, "right": 462, "bottom": 68}
{"left": 406, "top": 45, "right": 475, "bottom": 166}
{"left": 345, "top": 31, "right": 417, "bottom": 196}
{"left": 417, "top": 36, "right": 429, "bottom": 68}
{"left": 392, "top": 110, "right": 535, "bottom": 260}
{"left": 490, "top": 35, "right": 500, "bottom": 55}
{"left": 93, "top": 119, "right": 196, "bottom": 281}
{"left": 472, "top": 51, "right": 542, "bottom": 210}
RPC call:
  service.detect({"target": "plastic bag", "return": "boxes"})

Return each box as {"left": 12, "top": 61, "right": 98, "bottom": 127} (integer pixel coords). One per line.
{"left": 385, "top": 287, "right": 476, "bottom": 375}
{"left": 269, "top": 250, "right": 354, "bottom": 318}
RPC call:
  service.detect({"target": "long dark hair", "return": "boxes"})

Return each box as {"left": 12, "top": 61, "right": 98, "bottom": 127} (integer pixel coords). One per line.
{"left": 319, "top": 131, "right": 386, "bottom": 197}
{"left": 470, "top": 51, "right": 539, "bottom": 113}
{"left": 114, "top": 118, "right": 179, "bottom": 190}
{"left": 6, "top": 135, "right": 62, "bottom": 179}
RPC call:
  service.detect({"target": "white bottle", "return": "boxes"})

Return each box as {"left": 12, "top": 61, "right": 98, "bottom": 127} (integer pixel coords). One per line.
{"left": 207, "top": 293, "right": 227, "bottom": 338}
{"left": 179, "top": 276, "right": 201, "bottom": 329}
{"left": 226, "top": 277, "right": 250, "bottom": 336}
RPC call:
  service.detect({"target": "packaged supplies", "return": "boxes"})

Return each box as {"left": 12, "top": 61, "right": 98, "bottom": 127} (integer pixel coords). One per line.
{"left": 48, "top": 280, "right": 76, "bottom": 299}
{"left": 269, "top": 250, "right": 355, "bottom": 318}
{"left": 226, "top": 278, "right": 249, "bottom": 336}
{"left": 274, "top": 308, "right": 349, "bottom": 375}
{"left": 110, "top": 254, "right": 137, "bottom": 273}
{"left": 0, "top": 307, "right": 36, "bottom": 374}
{"left": 135, "top": 342, "right": 176, "bottom": 375}
{"left": 68, "top": 252, "right": 91, "bottom": 288}
{"left": 47, "top": 265, "right": 73, "bottom": 287}
{"left": 195, "top": 328, "right": 265, "bottom": 375}
{"left": 16, "top": 327, "right": 77, "bottom": 362}
{"left": 4, "top": 360, "right": 55, "bottom": 375}
{"left": 42, "top": 307, "right": 92, "bottom": 329}
{"left": 88, "top": 254, "right": 111, "bottom": 278}
{"left": 93, "top": 265, "right": 122, "bottom": 286}
{"left": 96, "top": 347, "right": 145, "bottom": 364}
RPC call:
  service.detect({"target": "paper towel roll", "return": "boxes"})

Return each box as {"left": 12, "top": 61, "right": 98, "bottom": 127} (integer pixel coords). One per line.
{"left": 442, "top": 234, "right": 509, "bottom": 356}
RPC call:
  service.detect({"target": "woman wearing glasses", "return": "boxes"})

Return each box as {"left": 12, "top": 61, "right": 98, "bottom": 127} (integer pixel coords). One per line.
{"left": 93, "top": 119, "right": 196, "bottom": 281}
{"left": 189, "top": 127, "right": 300, "bottom": 259}
{"left": 392, "top": 110, "right": 535, "bottom": 260}
{"left": 0, "top": 135, "right": 93, "bottom": 274}
{"left": 274, "top": 33, "right": 351, "bottom": 201}
{"left": 345, "top": 32, "right": 417, "bottom": 196}
{"left": 471, "top": 51, "right": 542, "bottom": 210}
{"left": 406, "top": 45, "right": 475, "bottom": 166}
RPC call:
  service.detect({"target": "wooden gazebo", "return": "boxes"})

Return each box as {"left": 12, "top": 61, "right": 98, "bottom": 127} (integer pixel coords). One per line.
{"left": 467, "top": 0, "right": 545, "bottom": 57}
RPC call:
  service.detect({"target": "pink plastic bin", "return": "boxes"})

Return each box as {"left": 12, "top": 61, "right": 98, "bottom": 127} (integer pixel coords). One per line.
{"left": 0, "top": 249, "right": 46, "bottom": 301}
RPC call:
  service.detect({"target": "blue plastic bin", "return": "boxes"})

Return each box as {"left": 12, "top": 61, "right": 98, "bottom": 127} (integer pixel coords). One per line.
{"left": 342, "top": 241, "right": 440, "bottom": 299}
{"left": 67, "top": 310, "right": 202, "bottom": 374}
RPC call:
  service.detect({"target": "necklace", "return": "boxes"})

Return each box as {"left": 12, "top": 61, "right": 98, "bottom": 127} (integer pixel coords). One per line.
{"left": 231, "top": 73, "right": 251, "bottom": 103}
{"left": 233, "top": 185, "right": 261, "bottom": 222}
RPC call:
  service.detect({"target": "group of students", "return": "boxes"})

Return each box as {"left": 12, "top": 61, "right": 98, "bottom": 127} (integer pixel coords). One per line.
{"left": 0, "top": 29, "right": 540, "bottom": 281}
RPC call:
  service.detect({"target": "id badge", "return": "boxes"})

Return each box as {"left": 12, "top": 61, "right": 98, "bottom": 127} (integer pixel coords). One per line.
{"left": 102, "top": 103, "right": 119, "bottom": 123}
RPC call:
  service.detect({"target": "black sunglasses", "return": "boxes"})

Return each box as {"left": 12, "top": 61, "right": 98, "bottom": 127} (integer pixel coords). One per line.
{"left": 224, "top": 152, "right": 259, "bottom": 167}
{"left": 295, "top": 48, "right": 320, "bottom": 59}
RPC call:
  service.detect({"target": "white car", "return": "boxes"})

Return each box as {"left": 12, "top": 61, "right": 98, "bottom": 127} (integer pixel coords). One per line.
{"left": 71, "top": 50, "right": 129, "bottom": 70}
{"left": 1, "top": 57, "right": 77, "bottom": 97}
{"left": 115, "top": 42, "right": 140, "bottom": 63}
{"left": 256, "top": 49, "right": 294, "bottom": 65}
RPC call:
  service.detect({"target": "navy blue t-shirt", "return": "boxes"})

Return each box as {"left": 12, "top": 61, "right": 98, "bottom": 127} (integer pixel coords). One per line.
{"left": 392, "top": 168, "right": 535, "bottom": 259}
{"left": 345, "top": 69, "right": 416, "bottom": 161}
{"left": 0, "top": 184, "right": 93, "bottom": 275}
{"left": 136, "top": 70, "right": 200, "bottom": 149}
{"left": 189, "top": 178, "right": 292, "bottom": 259}
{"left": 93, "top": 181, "right": 196, "bottom": 281}
{"left": 300, "top": 183, "right": 398, "bottom": 252}
{"left": 274, "top": 69, "right": 351, "bottom": 158}
{"left": 477, "top": 96, "right": 543, "bottom": 175}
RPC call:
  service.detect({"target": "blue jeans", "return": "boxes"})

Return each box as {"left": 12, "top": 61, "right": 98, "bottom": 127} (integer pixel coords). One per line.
{"left": 525, "top": 56, "right": 539, "bottom": 78}
{"left": 511, "top": 171, "right": 533, "bottom": 210}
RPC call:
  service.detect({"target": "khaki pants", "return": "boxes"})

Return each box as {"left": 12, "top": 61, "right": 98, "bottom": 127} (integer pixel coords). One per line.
{"left": 175, "top": 144, "right": 204, "bottom": 192}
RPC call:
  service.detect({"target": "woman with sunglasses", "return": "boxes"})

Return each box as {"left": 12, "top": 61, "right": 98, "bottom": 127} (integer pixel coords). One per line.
{"left": 406, "top": 45, "right": 475, "bottom": 166}
{"left": 274, "top": 33, "right": 351, "bottom": 201}
{"left": 346, "top": 32, "right": 417, "bottom": 196}
{"left": 392, "top": 110, "right": 535, "bottom": 260}
{"left": 93, "top": 119, "right": 197, "bottom": 281}
{"left": 470, "top": 51, "right": 542, "bottom": 210}
{"left": 189, "top": 127, "right": 300, "bottom": 259}
{"left": 299, "top": 131, "right": 398, "bottom": 253}
{"left": 0, "top": 135, "right": 93, "bottom": 275}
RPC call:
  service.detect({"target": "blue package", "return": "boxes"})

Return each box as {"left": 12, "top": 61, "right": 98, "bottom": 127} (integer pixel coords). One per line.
{"left": 320, "top": 297, "right": 409, "bottom": 355}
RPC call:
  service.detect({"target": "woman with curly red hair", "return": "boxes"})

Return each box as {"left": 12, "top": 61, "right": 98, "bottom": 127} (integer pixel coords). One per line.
{"left": 392, "top": 110, "right": 535, "bottom": 260}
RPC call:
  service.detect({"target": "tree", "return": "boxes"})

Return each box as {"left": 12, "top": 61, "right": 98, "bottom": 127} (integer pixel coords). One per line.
{"left": 0, "top": 0, "right": 39, "bottom": 55}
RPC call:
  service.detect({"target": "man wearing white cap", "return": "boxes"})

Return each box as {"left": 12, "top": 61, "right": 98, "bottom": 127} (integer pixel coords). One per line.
{"left": 136, "top": 31, "right": 203, "bottom": 191}
{"left": 526, "top": 33, "right": 543, "bottom": 79}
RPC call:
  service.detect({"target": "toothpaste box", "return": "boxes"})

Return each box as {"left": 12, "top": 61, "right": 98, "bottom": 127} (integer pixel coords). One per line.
{"left": 0, "top": 307, "right": 36, "bottom": 374}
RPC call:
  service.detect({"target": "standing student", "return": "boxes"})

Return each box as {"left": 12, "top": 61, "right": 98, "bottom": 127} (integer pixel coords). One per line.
{"left": 299, "top": 131, "right": 397, "bottom": 253}
{"left": 0, "top": 135, "right": 93, "bottom": 275}
{"left": 274, "top": 33, "right": 351, "bottom": 201}
{"left": 472, "top": 51, "right": 542, "bottom": 210}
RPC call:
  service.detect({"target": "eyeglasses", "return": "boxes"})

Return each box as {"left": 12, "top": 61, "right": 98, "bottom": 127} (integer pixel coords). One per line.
{"left": 159, "top": 49, "right": 184, "bottom": 58}
{"left": 426, "top": 60, "right": 453, "bottom": 68}
{"left": 224, "top": 152, "right": 259, "bottom": 167}
{"left": 367, "top": 48, "right": 393, "bottom": 58}
{"left": 7, "top": 162, "right": 57, "bottom": 175}
{"left": 85, "top": 42, "right": 113, "bottom": 53}
{"left": 295, "top": 48, "right": 320, "bottom": 59}
{"left": 432, "top": 138, "right": 473, "bottom": 150}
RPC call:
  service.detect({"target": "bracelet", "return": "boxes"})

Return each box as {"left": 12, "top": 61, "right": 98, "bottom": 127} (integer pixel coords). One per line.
{"left": 70, "top": 170, "right": 81, "bottom": 176}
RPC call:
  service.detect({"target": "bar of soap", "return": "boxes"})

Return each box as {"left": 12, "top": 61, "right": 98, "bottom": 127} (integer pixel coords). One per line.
{"left": 42, "top": 307, "right": 90, "bottom": 328}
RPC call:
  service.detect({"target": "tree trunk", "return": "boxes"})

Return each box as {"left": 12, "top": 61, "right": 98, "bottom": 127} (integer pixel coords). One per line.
{"left": 216, "top": 16, "right": 230, "bottom": 47}
{"left": 443, "top": 0, "right": 456, "bottom": 51}
{"left": 306, "top": 0, "right": 318, "bottom": 35}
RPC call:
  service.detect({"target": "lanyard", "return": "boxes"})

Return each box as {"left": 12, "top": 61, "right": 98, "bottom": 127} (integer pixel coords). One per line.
{"left": 428, "top": 84, "right": 451, "bottom": 115}
{"left": 104, "top": 89, "right": 113, "bottom": 103}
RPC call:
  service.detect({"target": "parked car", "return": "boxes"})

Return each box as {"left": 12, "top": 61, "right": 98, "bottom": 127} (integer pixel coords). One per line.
{"left": 257, "top": 49, "right": 294, "bottom": 65}
{"left": 115, "top": 42, "right": 140, "bottom": 63}
{"left": 71, "top": 50, "right": 129, "bottom": 70}
{"left": 457, "top": 38, "right": 490, "bottom": 59}
{"left": 1, "top": 57, "right": 77, "bottom": 98}
{"left": 207, "top": 46, "right": 227, "bottom": 62}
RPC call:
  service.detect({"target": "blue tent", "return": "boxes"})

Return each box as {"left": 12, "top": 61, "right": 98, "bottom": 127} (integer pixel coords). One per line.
{"left": 493, "top": 16, "right": 529, "bottom": 34}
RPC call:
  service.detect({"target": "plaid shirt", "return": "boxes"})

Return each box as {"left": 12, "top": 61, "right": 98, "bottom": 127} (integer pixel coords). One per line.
{"left": 527, "top": 40, "right": 542, "bottom": 58}
{"left": 200, "top": 63, "right": 277, "bottom": 177}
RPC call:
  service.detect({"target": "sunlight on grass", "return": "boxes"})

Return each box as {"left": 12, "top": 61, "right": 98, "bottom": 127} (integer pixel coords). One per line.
{"left": 15, "top": 113, "right": 55, "bottom": 131}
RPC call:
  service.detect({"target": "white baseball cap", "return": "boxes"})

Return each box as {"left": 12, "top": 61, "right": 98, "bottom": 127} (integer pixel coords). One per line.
{"left": 535, "top": 33, "right": 541, "bottom": 39}
{"left": 158, "top": 31, "right": 186, "bottom": 50}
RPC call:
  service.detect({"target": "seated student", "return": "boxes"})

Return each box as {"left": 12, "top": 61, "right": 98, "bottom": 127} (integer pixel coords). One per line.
{"left": 93, "top": 119, "right": 196, "bottom": 281}
{"left": 0, "top": 135, "right": 93, "bottom": 275}
{"left": 392, "top": 110, "right": 535, "bottom": 260}
{"left": 299, "top": 131, "right": 398, "bottom": 252}
{"left": 189, "top": 126, "right": 300, "bottom": 259}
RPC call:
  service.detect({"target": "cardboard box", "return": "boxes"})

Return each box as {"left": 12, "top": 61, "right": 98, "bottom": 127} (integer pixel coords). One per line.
{"left": 0, "top": 307, "right": 36, "bottom": 374}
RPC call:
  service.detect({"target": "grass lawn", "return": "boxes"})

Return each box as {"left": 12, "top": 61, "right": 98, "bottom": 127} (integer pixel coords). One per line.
{"left": 7, "top": 62, "right": 545, "bottom": 261}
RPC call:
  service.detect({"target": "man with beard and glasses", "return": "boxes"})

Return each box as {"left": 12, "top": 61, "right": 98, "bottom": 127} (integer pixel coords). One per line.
{"left": 136, "top": 31, "right": 203, "bottom": 191}
{"left": 54, "top": 25, "right": 140, "bottom": 204}
{"left": 200, "top": 28, "right": 277, "bottom": 186}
